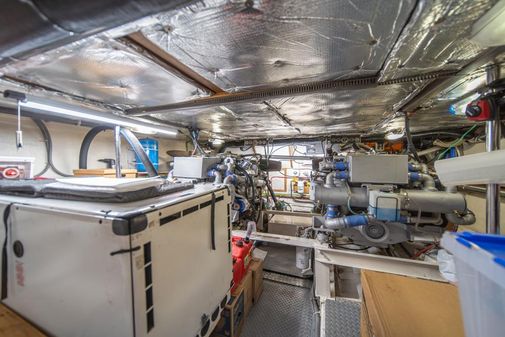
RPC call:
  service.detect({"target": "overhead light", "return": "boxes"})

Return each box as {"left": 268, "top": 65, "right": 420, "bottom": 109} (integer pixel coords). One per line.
{"left": 2, "top": 91, "right": 178, "bottom": 136}
{"left": 385, "top": 130, "right": 405, "bottom": 141}
{"left": 133, "top": 126, "right": 157, "bottom": 135}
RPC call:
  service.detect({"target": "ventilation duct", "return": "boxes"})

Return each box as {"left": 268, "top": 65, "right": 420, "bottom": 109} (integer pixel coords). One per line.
{"left": 0, "top": 0, "right": 192, "bottom": 64}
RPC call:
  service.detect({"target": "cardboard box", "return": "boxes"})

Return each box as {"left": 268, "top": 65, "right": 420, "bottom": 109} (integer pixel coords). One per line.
{"left": 361, "top": 270, "right": 465, "bottom": 337}
{"left": 211, "top": 289, "right": 245, "bottom": 337}
{"left": 253, "top": 282, "right": 263, "bottom": 305}
{"left": 233, "top": 270, "right": 253, "bottom": 317}
{"left": 249, "top": 258, "right": 264, "bottom": 304}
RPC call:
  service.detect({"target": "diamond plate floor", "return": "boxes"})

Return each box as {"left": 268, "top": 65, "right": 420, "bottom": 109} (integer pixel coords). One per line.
{"left": 324, "top": 298, "right": 361, "bottom": 337}
{"left": 261, "top": 243, "right": 309, "bottom": 278}
{"left": 263, "top": 271, "right": 312, "bottom": 289}
{"left": 241, "top": 279, "right": 316, "bottom": 337}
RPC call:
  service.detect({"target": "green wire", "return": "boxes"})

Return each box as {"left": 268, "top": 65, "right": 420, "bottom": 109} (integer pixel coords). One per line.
{"left": 436, "top": 125, "right": 479, "bottom": 160}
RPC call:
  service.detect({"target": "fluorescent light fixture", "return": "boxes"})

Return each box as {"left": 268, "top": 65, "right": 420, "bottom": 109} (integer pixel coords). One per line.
{"left": 385, "top": 130, "right": 404, "bottom": 141}
{"left": 19, "top": 100, "right": 177, "bottom": 136}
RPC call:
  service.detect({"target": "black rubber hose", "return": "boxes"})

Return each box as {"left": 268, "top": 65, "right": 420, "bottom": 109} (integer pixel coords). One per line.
{"left": 265, "top": 178, "right": 278, "bottom": 209}
{"left": 120, "top": 128, "right": 158, "bottom": 177}
{"left": 32, "top": 118, "right": 72, "bottom": 177}
{"left": 31, "top": 119, "right": 51, "bottom": 177}
{"left": 235, "top": 165, "right": 255, "bottom": 205}
{"left": 79, "top": 125, "right": 111, "bottom": 169}
{"left": 79, "top": 126, "right": 159, "bottom": 177}
{"left": 404, "top": 114, "right": 421, "bottom": 162}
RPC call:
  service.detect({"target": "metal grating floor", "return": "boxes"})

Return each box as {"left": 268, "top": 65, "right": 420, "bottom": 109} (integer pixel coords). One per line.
{"left": 324, "top": 298, "right": 361, "bottom": 337}
{"left": 261, "top": 243, "right": 306, "bottom": 277}
{"left": 241, "top": 279, "right": 316, "bottom": 337}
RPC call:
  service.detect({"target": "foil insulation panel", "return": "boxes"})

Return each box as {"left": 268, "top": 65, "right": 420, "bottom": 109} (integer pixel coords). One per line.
{"left": 2, "top": 37, "right": 207, "bottom": 109}
{"left": 379, "top": 0, "right": 499, "bottom": 81}
{"left": 141, "top": 0, "right": 416, "bottom": 92}
{"left": 380, "top": 111, "right": 473, "bottom": 134}
{"left": 150, "top": 81, "right": 424, "bottom": 138}
{"left": 0, "top": 0, "right": 500, "bottom": 139}
{"left": 420, "top": 59, "right": 505, "bottom": 113}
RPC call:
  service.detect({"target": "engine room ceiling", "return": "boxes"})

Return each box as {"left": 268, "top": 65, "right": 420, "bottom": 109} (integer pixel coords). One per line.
{"left": 0, "top": 0, "right": 501, "bottom": 140}
{"left": 141, "top": 0, "right": 416, "bottom": 91}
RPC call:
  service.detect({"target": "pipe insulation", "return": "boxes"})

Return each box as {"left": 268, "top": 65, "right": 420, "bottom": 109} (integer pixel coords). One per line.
{"left": 0, "top": 0, "right": 190, "bottom": 63}
{"left": 401, "top": 190, "right": 466, "bottom": 213}
{"left": 312, "top": 185, "right": 369, "bottom": 208}
{"left": 312, "top": 184, "right": 467, "bottom": 213}
{"left": 409, "top": 172, "right": 436, "bottom": 191}
{"left": 445, "top": 211, "right": 476, "bottom": 226}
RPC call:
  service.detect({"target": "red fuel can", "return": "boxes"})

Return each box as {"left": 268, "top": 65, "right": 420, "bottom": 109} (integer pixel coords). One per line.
{"left": 231, "top": 237, "right": 254, "bottom": 290}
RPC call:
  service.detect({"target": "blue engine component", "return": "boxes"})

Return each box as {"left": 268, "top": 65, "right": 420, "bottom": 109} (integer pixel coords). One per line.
{"left": 334, "top": 161, "right": 348, "bottom": 171}
{"left": 335, "top": 171, "right": 349, "bottom": 180}
{"left": 344, "top": 214, "right": 369, "bottom": 227}
{"left": 368, "top": 190, "right": 401, "bottom": 222}
{"left": 233, "top": 198, "right": 247, "bottom": 214}
{"left": 326, "top": 204, "right": 338, "bottom": 219}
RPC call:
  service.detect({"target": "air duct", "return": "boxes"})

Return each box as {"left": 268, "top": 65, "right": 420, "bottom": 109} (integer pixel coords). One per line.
{"left": 0, "top": 0, "right": 191, "bottom": 64}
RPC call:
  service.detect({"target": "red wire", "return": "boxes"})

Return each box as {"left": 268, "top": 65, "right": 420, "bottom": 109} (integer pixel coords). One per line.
{"left": 412, "top": 244, "right": 436, "bottom": 259}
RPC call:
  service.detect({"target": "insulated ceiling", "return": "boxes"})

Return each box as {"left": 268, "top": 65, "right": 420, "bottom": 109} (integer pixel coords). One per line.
{"left": 150, "top": 82, "right": 425, "bottom": 139}
{"left": 141, "top": 0, "right": 416, "bottom": 91}
{"left": 0, "top": 0, "right": 501, "bottom": 140}
{"left": 2, "top": 37, "right": 207, "bottom": 108}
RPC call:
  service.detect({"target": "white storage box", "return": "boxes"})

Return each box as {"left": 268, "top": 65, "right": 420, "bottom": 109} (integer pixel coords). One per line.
{"left": 442, "top": 232, "right": 505, "bottom": 337}
{"left": 435, "top": 150, "right": 505, "bottom": 186}
{"left": 0, "top": 156, "right": 35, "bottom": 179}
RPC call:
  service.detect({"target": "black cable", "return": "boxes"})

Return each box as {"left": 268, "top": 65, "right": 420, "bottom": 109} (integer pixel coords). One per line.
{"left": 404, "top": 113, "right": 421, "bottom": 162}
{"left": 31, "top": 119, "right": 51, "bottom": 177}
{"left": 1, "top": 204, "right": 12, "bottom": 300}
{"left": 265, "top": 178, "right": 278, "bottom": 209}
{"left": 32, "top": 118, "right": 72, "bottom": 177}
{"left": 235, "top": 165, "right": 256, "bottom": 207}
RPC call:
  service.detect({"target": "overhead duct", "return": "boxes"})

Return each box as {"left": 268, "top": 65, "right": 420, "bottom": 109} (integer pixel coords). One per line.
{"left": 0, "top": 0, "right": 192, "bottom": 64}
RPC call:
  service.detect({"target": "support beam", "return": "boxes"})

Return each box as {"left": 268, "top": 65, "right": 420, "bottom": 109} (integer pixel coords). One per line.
{"left": 126, "top": 70, "right": 457, "bottom": 117}
{"left": 122, "top": 32, "right": 224, "bottom": 95}
{"left": 314, "top": 247, "right": 445, "bottom": 282}
{"left": 114, "top": 126, "right": 122, "bottom": 178}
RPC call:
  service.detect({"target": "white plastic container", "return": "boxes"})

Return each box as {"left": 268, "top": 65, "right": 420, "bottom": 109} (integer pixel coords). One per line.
{"left": 435, "top": 150, "right": 505, "bottom": 186}
{"left": 441, "top": 231, "right": 505, "bottom": 337}
{"left": 0, "top": 156, "right": 35, "bottom": 179}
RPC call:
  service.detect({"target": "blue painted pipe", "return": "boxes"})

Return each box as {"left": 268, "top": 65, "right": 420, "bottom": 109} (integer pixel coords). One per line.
{"left": 326, "top": 204, "right": 338, "bottom": 219}
{"left": 334, "top": 161, "right": 348, "bottom": 171}
{"left": 325, "top": 214, "right": 369, "bottom": 229}
{"left": 335, "top": 171, "right": 349, "bottom": 180}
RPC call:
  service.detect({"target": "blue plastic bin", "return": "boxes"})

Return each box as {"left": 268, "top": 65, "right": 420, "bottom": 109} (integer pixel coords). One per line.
{"left": 135, "top": 138, "right": 159, "bottom": 172}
